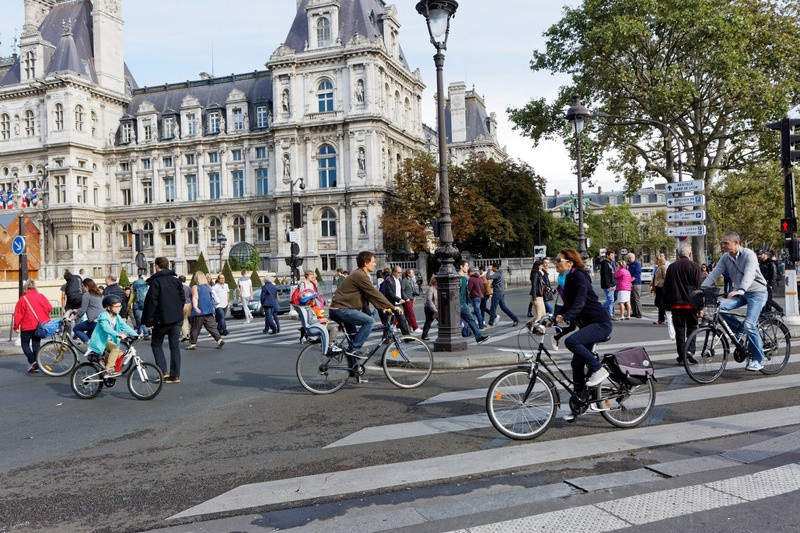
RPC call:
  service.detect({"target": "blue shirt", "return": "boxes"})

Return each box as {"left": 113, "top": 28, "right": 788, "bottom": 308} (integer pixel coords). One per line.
{"left": 627, "top": 261, "right": 642, "bottom": 284}
{"left": 88, "top": 310, "right": 137, "bottom": 355}
{"left": 191, "top": 284, "right": 214, "bottom": 317}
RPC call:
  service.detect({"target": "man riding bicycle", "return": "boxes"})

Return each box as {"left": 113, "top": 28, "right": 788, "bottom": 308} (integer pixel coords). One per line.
{"left": 701, "top": 231, "right": 769, "bottom": 371}
{"left": 329, "top": 251, "right": 403, "bottom": 358}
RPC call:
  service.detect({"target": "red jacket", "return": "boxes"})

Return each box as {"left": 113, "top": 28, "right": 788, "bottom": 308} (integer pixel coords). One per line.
{"left": 13, "top": 289, "right": 53, "bottom": 332}
{"left": 467, "top": 273, "right": 484, "bottom": 299}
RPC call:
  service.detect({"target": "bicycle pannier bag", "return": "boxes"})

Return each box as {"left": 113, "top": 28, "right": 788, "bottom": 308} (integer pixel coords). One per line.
{"left": 610, "top": 346, "right": 654, "bottom": 385}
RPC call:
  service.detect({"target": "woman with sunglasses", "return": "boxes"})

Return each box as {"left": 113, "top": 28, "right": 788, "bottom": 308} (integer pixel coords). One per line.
{"left": 553, "top": 249, "right": 613, "bottom": 408}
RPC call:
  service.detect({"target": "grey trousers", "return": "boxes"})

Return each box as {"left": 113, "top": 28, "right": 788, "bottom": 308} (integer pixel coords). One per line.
{"left": 631, "top": 284, "right": 642, "bottom": 317}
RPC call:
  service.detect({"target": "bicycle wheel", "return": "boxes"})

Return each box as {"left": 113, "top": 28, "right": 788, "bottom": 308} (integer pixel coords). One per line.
{"left": 70, "top": 363, "right": 104, "bottom": 399}
{"left": 127, "top": 362, "right": 164, "bottom": 400}
{"left": 759, "top": 318, "right": 790, "bottom": 375}
{"left": 485, "top": 369, "right": 557, "bottom": 440}
{"left": 601, "top": 378, "right": 656, "bottom": 428}
{"left": 382, "top": 336, "right": 433, "bottom": 388}
{"left": 296, "top": 344, "right": 350, "bottom": 394}
{"left": 36, "top": 340, "right": 78, "bottom": 377}
{"left": 684, "top": 326, "right": 728, "bottom": 384}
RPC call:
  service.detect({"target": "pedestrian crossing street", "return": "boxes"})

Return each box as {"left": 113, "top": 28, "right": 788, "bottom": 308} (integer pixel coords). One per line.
{"left": 172, "top": 318, "right": 800, "bottom": 527}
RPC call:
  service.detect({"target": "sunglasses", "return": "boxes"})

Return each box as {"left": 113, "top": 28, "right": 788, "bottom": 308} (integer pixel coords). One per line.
{"left": 554, "top": 258, "right": 571, "bottom": 263}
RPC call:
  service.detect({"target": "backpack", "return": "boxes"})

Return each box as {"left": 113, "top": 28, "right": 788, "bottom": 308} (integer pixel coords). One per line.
{"left": 65, "top": 275, "right": 82, "bottom": 308}
{"left": 290, "top": 286, "right": 302, "bottom": 305}
{"left": 604, "top": 347, "right": 654, "bottom": 386}
{"left": 133, "top": 282, "right": 148, "bottom": 310}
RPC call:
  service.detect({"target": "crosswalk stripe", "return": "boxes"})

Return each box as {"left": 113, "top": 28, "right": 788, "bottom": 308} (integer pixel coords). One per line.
{"left": 169, "top": 406, "right": 800, "bottom": 520}
{"left": 327, "top": 371, "right": 800, "bottom": 448}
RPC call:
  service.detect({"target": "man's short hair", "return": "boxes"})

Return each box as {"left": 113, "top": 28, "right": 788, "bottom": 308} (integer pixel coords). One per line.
{"left": 677, "top": 243, "right": 692, "bottom": 258}
{"left": 106, "top": 274, "right": 117, "bottom": 283}
{"left": 492, "top": 262, "right": 501, "bottom": 269}
{"left": 458, "top": 260, "right": 469, "bottom": 269}
{"left": 154, "top": 256, "right": 169, "bottom": 270}
{"left": 179, "top": 275, "right": 186, "bottom": 283}
{"left": 722, "top": 231, "right": 740, "bottom": 243}
{"left": 627, "top": 253, "right": 635, "bottom": 260}
{"left": 63, "top": 269, "right": 72, "bottom": 280}
{"left": 356, "top": 251, "right": 375, "bottom": 268}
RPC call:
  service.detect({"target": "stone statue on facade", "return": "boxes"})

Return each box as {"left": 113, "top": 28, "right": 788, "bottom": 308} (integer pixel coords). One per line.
{"left": 283, "top": 153, "right": 291, "bottom": 181}
{"left": 359, "top": 212, "right": 368, "bottom": 236}
{"left": 281, "top": 89, "right": 290, "bottom": 113}
{"left": 357, "top": 147, "right": 366, "bottom": 172}
{"left": 355, "top": 79, "right": 365, "bottom": 104}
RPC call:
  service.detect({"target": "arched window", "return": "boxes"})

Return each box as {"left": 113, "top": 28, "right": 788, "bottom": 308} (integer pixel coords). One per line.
{"left": 90, "top": 224, "right": 100, "bottom": 249}
{"left": 24, "top": 110, "right": 35, "bottom": 136}
{"left": 320, "top": 208, "right": 337, "bottom": 238}
{"left": 75, "top": 105, "right": 84, "bottom": 131}
{"left": 186, "top": 219, "right": 199, "bottom": 245}
{"left": 255, "top": 215, "right": 270, "bottom": 242}
{"left": 24, "top": 51, "right": 35, "bottom": 79}
{"left": 317, "top": 17, "right": 331, "bottom": 47}
{"left": 318, "top": 144, "right": 337, "bottom": 188}
{"left": 209, "top": 216, "right": 221, "bottom": 242}
{"left": 163, "top": 220, "right": 175, "bottom": 246}
{"left": 0, "top": 114, "right": 9, "bottom": 140}
{"left": 317, "top": 80, "right": 334, "bottom": 112}
{"left": 120, "top": 223, "right": 132, "bottom": 248}
{"left": 142, "top": 222, "right": 154, "bottom": 247}
{"left": 54, "top": 104, "right": 64, "bottom": 130}
{"left": 232, "top": 216, "right": 246, "bottom": 243}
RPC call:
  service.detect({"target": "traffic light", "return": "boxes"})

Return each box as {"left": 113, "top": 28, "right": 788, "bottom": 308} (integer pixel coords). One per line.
{"left": 767, "top": 118, "right": 800, "bottom": 168}
{"left": 786, "top": 237, "right": 800, "bottom": 262}
{"left": 781, "top": 218, "right": 797, "bottom": 234}
{"left": 292, "top": 202, "right": 303, "bottom": 228}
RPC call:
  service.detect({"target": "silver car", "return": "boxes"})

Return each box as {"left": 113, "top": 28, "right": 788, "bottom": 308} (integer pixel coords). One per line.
{"left": 230, "top": 285, "right": 292, "bottom": 318}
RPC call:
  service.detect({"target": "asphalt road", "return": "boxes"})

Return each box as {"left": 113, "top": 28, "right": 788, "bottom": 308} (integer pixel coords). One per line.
{"left": 1, "top": 288, "right": 799, "bottom": 532}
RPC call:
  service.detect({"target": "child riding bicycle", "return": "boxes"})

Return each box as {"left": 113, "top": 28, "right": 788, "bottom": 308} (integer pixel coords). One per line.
{"left": 88, "top": 295, "right": 138, "bottom": 378}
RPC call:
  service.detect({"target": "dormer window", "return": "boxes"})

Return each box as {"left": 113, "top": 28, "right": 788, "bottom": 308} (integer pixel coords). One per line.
{"left": 232, "top": 108, "right": 243, "bottom": 131}
{"left": 24, "top": 51, "right": 35, "bottom": 80}
{"left": 208, "top": 111, "right": 220, "bottom": 134}
{"left": 317, "top": 17, "right": 331, "bottom": 47}
{"left": 164, "top": 116, "right": 175, "bottom": 138}
{"left": 121, "top": 122, "right": 132, "bottom": 144}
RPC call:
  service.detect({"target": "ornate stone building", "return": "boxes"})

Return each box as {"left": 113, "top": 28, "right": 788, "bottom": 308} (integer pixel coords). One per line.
{"left": 0, "top": 0, "right": 427, "bottom": 279}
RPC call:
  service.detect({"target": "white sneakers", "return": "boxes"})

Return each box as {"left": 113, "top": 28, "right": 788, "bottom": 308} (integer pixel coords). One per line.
{"left": 586, "top": 367, "right": 609, "bottom": 387}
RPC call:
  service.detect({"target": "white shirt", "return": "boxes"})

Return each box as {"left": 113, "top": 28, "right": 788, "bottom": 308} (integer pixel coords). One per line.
{"left": 211, "top": 283, "right": 229, "bottom": 308}
{"left": 237, "top": 277, "right": 253, "bottom": 299}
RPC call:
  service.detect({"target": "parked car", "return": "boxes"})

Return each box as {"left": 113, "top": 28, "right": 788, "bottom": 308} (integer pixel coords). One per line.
{"left": 640, "top": 266, "right": 654, "bottom": 284}
{"left": 230, "top": 285, "right": 292, "bottom": 318}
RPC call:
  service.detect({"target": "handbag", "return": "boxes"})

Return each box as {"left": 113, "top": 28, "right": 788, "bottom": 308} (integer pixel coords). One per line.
{"left": 23, "top": 296, "right": 49, "bottom": 338}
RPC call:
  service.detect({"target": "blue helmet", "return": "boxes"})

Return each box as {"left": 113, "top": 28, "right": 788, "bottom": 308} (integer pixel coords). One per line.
{"left": 298, "top": 289, "right": 318, "bottom": 305}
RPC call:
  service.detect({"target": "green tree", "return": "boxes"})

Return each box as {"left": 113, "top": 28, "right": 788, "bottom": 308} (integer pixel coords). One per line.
{"left": 191, "top": 252, "right": 209, "bottom": 286}
{"left": 542, "top": 212, "right": 578, "bottom": 256}
{"left": 591, "top": 204, "right": 640, "bottom": 255}
{"left": 118, "top": 268, "right": 131, "bottom": 288}
{"left": 640, "top": 210, "right": 675, "bottom": 259}
{"left": 250, "top": 270, "right": 262, "bottom": 289}
{"left": 509, "top": 0, "right": 800, "bottom": 261}
{"left": 222, "top": 261, "right": 236, "bottom": 287}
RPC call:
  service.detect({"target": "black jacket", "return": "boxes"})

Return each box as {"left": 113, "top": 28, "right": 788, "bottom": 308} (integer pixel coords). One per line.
{"left": 561, "top": 268, "right": 610, "bottom": 327}
{"left": 142, "top": 269, "right": 185, "bottom": 326}
{"left": 663, "top": 257, "right": 702, "bottom": 309}
{"left": 759, "top": 258, "right": 778, "bottom": 287}
{"left": 600, "top": 259, "right": 615, "bottom": 289}
{"left": 104, "top": 283, "right": 128, "bottom": 318}
{"left": 381, "top": 274, "right": 403, "bottom": 305}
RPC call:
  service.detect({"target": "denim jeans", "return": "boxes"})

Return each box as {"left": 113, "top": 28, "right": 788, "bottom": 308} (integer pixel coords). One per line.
{"left": 602, "top": 288, "right": 615, "bottom": 318}
{"left": 214, "top": 306, "right": 228, "bottom": 334}
{"left": 133, "top": 308, "right": 149, "bottom": 336}
{"left": 20, "top": 329, "right": 40, "bottom": 364}
{"left": 564, "top": 320, "right": 613, "bottom": 390}
{"left": 460, "top": 303, "right": 482, "bottom": 339}
{"left": 489, "top": 292, "right": 518, "bottom": 324}
{"left": 480, "top": 296, "right": 491, "bottom": 323}
{"left": 543, "top": 299, "right": 554, "bottom": 315}
{"left": 329, "top": 308, "right": 374, "bottom": 351}
{"left": 73, "top": 320, "right": 96, "bottom": 343}
{"left": 470, "top": 296, "right": 485, "bottom": 328}
{"left": 263, "top": 306, "right": 280, "bottom": 333}
{"left": 719, "top": 291, "right": 767, "bottom": 361}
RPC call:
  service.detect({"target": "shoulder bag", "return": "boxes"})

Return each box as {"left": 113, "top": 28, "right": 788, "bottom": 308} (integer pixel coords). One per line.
{"left": 24, "top": 296, "right": 49, "bottom": 338}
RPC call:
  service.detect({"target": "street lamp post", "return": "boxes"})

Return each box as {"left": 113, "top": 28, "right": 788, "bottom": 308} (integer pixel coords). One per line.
{"left": 214, "top": 232, "right": 227, "bottom": 273}
{"left": 287, "top": 176, "right": 305, "bottom": 285}
{"left": 417, "top": 0, "right": 465, "bottom": 352}
{"left": 565, "top": 94, "right": 590, "bottom": 258}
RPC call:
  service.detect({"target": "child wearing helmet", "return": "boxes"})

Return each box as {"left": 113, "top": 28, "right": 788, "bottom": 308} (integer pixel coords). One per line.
{"left": 88, "top": 294, "right": 138, "bottom": 378}
{"left": 298, "top": 289, "right": 338, "bottom": 342}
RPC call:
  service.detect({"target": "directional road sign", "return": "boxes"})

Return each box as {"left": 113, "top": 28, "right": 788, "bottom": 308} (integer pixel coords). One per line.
{"left": 665, "top": 180, "right": 705, "bottom": 193}
{"left": 667, "top": 225, "right": 707, "bottom": 237}
{"left": 667, "top": 210, "right": 706, "bottom": 222}
{"left": 11, "top": 236, "right": 26, "bottom": 255}
{"left": 666, "top": 195, "right": 705, "bottom": 208}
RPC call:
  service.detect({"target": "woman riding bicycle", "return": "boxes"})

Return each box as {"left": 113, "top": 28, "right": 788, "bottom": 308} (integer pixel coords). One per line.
{"left": 554, "top": 249, "right": 613, "bottom": 415}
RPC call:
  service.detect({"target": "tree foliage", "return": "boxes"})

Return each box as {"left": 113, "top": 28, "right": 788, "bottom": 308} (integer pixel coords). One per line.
{"left": 587, "top": 203, "right": 640, "bottom": 255}
{"left": 509, "top": 0, "right": 800, "bottom": 260}
{"left": 250, "top": 270, "right": 263, "bottom": 289}
{"left": 381, "top": 153, "right": 547, "bottom": 257}
{"left": 191, "top": 252, "right": 209, "bottom": 286}
{"left": 118, "top": 268, "right": 130, "bottom": 288}
{"left": 222, "top": 261, "right": 236, "bottom": 287}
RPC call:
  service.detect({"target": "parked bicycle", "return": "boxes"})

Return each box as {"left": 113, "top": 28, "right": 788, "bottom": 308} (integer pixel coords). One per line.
{"left": 486, "top": 315, "right": 656, "bottom": 440}
{"left": 70, "top": 338, "right": 163, "bottom": 400}
{"left": 295, "top": 307, "right": 433, "bottom": 394}
{"left": 682, "top": 291, "right": 790, "bottom": 384}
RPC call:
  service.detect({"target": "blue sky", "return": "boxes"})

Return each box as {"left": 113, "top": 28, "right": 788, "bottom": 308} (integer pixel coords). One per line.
{"left": 0, "top": 0, "right": 617, "bottom": 194}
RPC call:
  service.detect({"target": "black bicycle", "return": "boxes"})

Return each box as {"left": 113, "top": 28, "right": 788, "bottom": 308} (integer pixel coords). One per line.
{"left": 296, "top": 310, "right": 433, "bottom": 394}
{"left": 486, "top": 315, "right": 656, "bottom": 440}
{"left": 683, "top": 291, "right": 790, "bottom": 384}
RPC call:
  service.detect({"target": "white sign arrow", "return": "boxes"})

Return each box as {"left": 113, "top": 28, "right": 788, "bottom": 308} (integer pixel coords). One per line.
{"left": 667, "top": 225, "right": 707, "bottom": 237}
{"left": 667, "top": 210, "right": 706, "bottom": 222}
{"left": 665, "top": 180, "right": 705, "bottom": 193}
{"left": 666, "top": 195, "right": 706, "bottom": 208}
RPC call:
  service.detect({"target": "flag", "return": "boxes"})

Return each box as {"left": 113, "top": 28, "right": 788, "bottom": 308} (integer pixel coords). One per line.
{"left": 20, "top": 188, "right": 28, "bottom": 208}
{"left": 5, "top": 189, "right": 13, "bottom": 209}
{"left": 30, "top": 187, "right": 38, "bottom": 206}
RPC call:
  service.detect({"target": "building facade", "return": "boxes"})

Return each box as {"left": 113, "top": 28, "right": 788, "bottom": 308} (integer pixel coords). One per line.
{"left": 0, "top": 0, "right": 432, "bottom": 279}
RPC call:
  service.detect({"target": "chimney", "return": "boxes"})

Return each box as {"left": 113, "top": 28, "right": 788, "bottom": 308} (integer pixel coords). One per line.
{"left": 598, "top": 186, "right": 602, "bottom": 194}
{"left": 554, "top": 189, "right": 560, "bottom": 197}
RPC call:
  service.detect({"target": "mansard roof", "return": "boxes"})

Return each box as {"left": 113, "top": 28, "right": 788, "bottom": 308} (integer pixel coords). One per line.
{"left": 283, "top": 0, "right": 410, "bottom": 70}
{"left": 126, "top": 71, "right": 273, "bottom": 117}
{"left": 0, "top": 0, "right": 137, "bottom": 88}
{"left": 445, "top": 92, "right": 493, "bottom": 145}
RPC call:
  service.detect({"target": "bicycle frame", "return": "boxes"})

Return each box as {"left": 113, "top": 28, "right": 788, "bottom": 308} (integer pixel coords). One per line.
{"left": 84, "top": 342, "right": 142, "bottom": 381}
{"left": 328, "top": 320, "right": 400, "bottom": 372}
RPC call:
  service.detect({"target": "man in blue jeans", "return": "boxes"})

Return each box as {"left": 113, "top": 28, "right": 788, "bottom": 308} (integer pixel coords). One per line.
{"left": 459, "top": 261, "right": 490, "bottom": 343}
{"left": 599, "top": 251, "right": 616, "bottom": 318}
{"left": 486, "top": 263, "right": 519, "bottom": 327}
{"left": 701, "top": 232, "right": 768, "bottom": 371}
{"left": 329, "top": 251, "right": 403, "bottom": 360}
